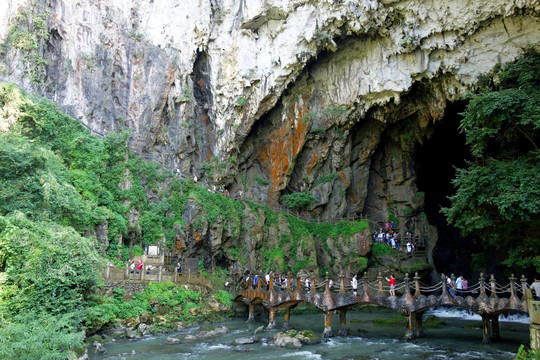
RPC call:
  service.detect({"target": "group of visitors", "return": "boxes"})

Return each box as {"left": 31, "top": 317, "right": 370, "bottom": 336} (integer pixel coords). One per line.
{"left": 445, "top": 275, "right": 468, "bottom": 299}
{"left": 129, "top": 260, "right": 144, "bottom": 274}
{"left": 246, "top": 272, "right": 295, "bottom": 290}
{"left": 373, "top": 227, "right": 419, "bottom": 256}
{"left": 129, "top": 260, "right": 159, "bottom": 275}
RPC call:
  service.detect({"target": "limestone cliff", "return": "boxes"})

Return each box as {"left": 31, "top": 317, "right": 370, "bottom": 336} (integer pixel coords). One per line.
{"left": 1, "top": 0, "right": 539, "bottom": 275}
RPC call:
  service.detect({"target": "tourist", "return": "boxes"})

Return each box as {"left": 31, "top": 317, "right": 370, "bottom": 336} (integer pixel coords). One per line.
{"left": 329, "top": 279, "right": 333, "bottom": 291}
{"left": 253, "top": 273, "right": 259, "bottom": 289}
{"left": 463, "top": 277, "right": 468, "bottom": 295}
{"left": 129, "top": 261, "right": 135, "bottom": 274}
{"left": 385, "top": 274, "right": 396, "bottom": 296}
{"left": 176, "top": 262, "right": 182, "bottom": 274}
{"left": 305, "top": 277, "right": 311, "bottom": 291}
{"left": 351, "top": 274, "right": 358, "bottom": 296}
{"left": 456, "top": 275, "right": 464, "bottom": 297}
{"left": 265, "top": 272, "right": 270, "bottom": 291}
{"left": 531, "top": 278, "right": 540, "bottom": 300}
{"left": 137, "top": 260, "right": 144, "bottom": 274}
{"left": 446, "top": 275, "right": 456, "bottom": 299}
{"left": 406, "top": 241, "right": 412, "bottom": 257}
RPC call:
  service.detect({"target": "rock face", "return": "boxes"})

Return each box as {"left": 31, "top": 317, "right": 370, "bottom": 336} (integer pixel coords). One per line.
{"left": 1, "top": 0, "right": 539, "bottom": 272}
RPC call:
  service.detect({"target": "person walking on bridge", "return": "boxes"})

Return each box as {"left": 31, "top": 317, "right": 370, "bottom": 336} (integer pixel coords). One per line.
{"left": 531, "top": 278, "right": 540, "bottom": 300}
{"left": 385, "top": 274, "right": 396, "bottom": 296}
{"left": 253, "top": 273, "right": 259, "bottom": 290}
{"left": 446, "top": 275, "right": 456, "bottom": 299}
{"left": 456, "top": 275, "right": 464, "bottom": 297}
{"left": 351, "top": 274, "right": 358, "bottom": 296}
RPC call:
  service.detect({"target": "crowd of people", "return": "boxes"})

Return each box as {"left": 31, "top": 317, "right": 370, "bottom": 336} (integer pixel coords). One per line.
{"left": 373, "top": 223, "right": 419, "bottom": 257}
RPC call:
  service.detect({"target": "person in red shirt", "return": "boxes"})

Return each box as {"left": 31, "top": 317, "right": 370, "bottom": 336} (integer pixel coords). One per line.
{"left": 385, "top": 274, "right": 396, "bottom": 296}
{"left": 137, "top": 261, "right": 143, "bottom": 274}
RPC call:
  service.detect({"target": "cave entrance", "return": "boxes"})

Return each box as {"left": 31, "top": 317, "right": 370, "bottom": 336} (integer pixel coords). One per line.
{"left": 413, "top": 100, "right": 476, "bottom": 277}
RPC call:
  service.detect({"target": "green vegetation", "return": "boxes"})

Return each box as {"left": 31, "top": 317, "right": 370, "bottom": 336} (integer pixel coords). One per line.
{"left": 442, "top": 49, "right": 540, "bottom": 274}
{"left": 85, "top": 282, "right": 201, "bottom": 333}
{"left": 313, "top": 172, "right": 338, "bottom": 186}
{"left": 236, "top": 96, "right": 246, "bottom": 107}
{"left": 516, "top": 345, "right": 540, "bottom": 360}
{"left": 372, "top": 315, "right": 406, "bottom": 326}
{"left": 371, "top": 243, "right": 393, "bottom": 256}
{"left": 401, "top": 262, "right": 433, "bottom": 277}
{"left": 4, "top": 1, "right": 50, "bottom": 86}
{"left": 254, "top": 174, "right": 270, "bottom": 186}
{"left": 215, "top": 289, "right": 234, "bottom": 307}
{"left": 424, "top": 315, "right": 446, "bottom": 328}
{"left": 282, "top": 191, "right": 317, "bottom": 211}
{"left": 0, "top": 82, "right": 380, "bottom": 357}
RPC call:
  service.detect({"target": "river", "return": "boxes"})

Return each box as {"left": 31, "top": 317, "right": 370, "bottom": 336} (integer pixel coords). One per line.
{"left": 89, "top": 308, "right": 529, "bottom": 359}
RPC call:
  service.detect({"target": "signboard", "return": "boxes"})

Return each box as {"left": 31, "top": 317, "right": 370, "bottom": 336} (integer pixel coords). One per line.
{"left": 148, "top": 245, "right": 159, "bottom": 256}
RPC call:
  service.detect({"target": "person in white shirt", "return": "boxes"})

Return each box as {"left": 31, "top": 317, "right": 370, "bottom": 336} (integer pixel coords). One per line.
{"left": 265, "top": 273, "right": 270, "bottom": 291}
{"left": 531, "top": 278, "right": 540, "bottom": 300}
{"left": 351, "top": 274, "right": 358, "bottom": 296}
{"left": 456, "top": 275, "right": 464, "bottom": 297}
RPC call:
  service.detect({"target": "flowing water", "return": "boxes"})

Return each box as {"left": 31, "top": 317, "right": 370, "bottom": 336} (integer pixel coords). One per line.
{"left": 89, "top": 308, "right": 529, "bottom": 360}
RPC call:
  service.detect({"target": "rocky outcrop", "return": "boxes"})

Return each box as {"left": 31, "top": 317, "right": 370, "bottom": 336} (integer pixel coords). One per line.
{"left": 1, "top": 0, "right": 539, "bottom": 274}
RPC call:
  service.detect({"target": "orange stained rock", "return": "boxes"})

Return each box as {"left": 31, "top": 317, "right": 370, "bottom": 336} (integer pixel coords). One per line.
{"left": 194, "top": 231, "right": 202, "bottom": 243}
{"left": 339, "top": 170, "right": 349, "bottom": 187}
{"left": 258, "top": 98, "right": 310, "bottom": 203}
{"left": 254, "top": 225, "right": 259, "bottom": 235}
{"left": 197, "top": 78, "right": 204, "bottom": 91}
{"left": 306, "top": 153, "right": 320, "bottom": 174}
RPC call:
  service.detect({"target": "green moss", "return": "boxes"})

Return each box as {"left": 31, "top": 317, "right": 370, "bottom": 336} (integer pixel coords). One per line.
{"left": 424, "top": 315, "right": 446, "bottom": 328}
{"left": 371, "top": 243, "right": 392, "bottom": 255}
{"left": 372, "top": 315, "right": 406, "bottom": 326}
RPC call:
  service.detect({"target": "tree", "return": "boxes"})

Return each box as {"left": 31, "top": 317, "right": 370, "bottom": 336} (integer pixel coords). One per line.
{"left": 282, "top": 191, "right": 317, "bottom": 211}
{"left": 442, "top": 49, "right": 540, "bottom": 274}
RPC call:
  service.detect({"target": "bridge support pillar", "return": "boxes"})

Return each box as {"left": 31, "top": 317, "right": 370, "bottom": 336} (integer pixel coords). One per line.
{"left": 481, "top": 314, "right": 491, "bottom": 344}
{"left": 338, "top": 310, "right": 348, "bottom": 336}
{"left": 247, "top": 304, "right": 255, "bottom": 323}
{"left": 403, "top": 313, "right": 414, "bottom": 340}
{"left": 414, "top": 311, "right": 425, "bottom": 338}
{"left": 322, "top": 312, "right": 333, "bottom": 338}
{"left": 283, "top": 308, "right": 292, "bottom": 330}
{"left": 267, "top": 308, "right": 276, "bottom": 329}
{"left": 491, "top": 315, "right": 501, "bottom": 342}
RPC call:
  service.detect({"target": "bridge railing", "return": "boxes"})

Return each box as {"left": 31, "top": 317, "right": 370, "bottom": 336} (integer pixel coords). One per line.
{"left": 237, "top": 272, "right": 531, "bottom": 302}
{"left": 103, "top": 264, "right": 212, "bottom": 288}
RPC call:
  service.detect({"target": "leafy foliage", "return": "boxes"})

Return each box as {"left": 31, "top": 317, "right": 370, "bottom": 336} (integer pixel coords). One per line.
{"left": 215, "top": 290, "right": 234, "bottom": 307}
{"left": 442, "top": 50, "right": 540, "bottom": 273}
{"left": 0, "top": 312, "right": 85, "bottom": 360}
{"left": 0, "top": 213, "right": 101, "bottom": 316}
{"left": 282, "top": 191, "right": 317, "bottom": 210}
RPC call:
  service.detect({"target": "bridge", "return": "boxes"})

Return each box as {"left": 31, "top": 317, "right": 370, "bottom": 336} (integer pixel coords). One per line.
{"left": 234, "top": 272, "right": 530, "bottom": 343}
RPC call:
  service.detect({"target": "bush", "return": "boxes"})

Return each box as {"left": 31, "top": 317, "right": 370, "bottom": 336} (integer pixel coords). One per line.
{"left": 215, "top": 290, "right": 234, "bottom": 307}
{"left": 0, "top": 311, "right": 85, "bottom": 360}
{"left": 282, "top": 191, "right": 317, "bottom": 210}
